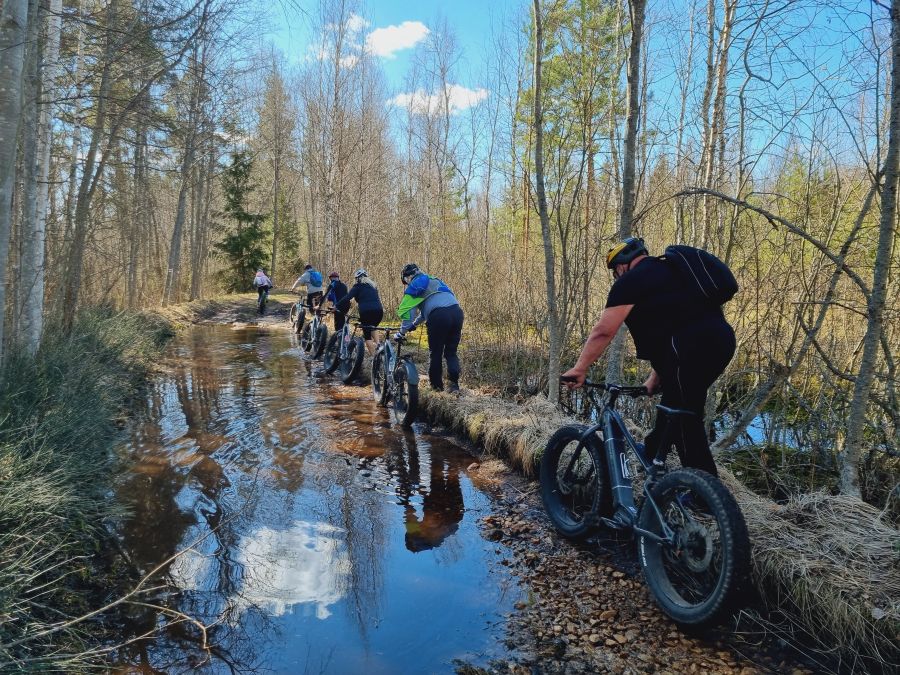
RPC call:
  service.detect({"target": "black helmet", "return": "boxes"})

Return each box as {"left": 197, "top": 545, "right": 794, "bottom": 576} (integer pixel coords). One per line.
{"left": 606, "top": 237, "right": 648, "bottom": 269}
{"left": 401, "top": 263, "right": 420, "bottom": 283}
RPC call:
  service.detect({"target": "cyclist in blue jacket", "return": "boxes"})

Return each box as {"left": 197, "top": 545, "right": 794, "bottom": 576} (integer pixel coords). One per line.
{"left": 397, "top": 263, "right": 463, "bottom": 393}
{"left": 290, "top": 264, "right": 325, "bottom": 315}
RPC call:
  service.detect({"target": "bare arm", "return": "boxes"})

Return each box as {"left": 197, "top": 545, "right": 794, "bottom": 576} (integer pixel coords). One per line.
{"left": 562, "top": 304, "right": 633, "bottom": 387}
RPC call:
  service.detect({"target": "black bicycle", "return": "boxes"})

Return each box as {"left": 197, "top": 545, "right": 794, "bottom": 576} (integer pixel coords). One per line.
{"left": 540, "top": 378, "right": 750, "bottom": 626}
{"left": 323, "top": 320, "right": 366, "bottom": 384}
{"left": 371, "top": 327, "right": 419, "bottom": 426}
{"left": 289, "top": 294, "right": 307, "bottom": 335}
{"left": 256, "top": 287, "right": 269, "bottom": 315}
{"left": 300, "top": 307, "right": 331, "bottom": 359}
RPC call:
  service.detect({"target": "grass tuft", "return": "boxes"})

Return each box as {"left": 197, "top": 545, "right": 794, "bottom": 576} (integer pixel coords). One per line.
{"left": 0, "top": 308, "right": 172, "bottom": 670}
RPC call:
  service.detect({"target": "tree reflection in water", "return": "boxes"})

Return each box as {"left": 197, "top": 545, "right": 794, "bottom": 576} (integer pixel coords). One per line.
{"left": 113, "top": 327, "right": 515, "bottom": 673}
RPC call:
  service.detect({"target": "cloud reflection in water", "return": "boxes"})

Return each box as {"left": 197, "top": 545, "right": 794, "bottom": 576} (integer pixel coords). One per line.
{"left": 170, "top": 521, "right": 351, "bottom": 622}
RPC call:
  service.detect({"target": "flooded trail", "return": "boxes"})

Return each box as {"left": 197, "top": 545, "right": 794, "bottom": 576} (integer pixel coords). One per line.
{"left": 113, "top": 325, "right": 522, "bottom": 673}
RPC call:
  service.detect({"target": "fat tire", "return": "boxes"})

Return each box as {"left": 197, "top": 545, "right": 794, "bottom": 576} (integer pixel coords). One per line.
{"left": 637, "top": 468, "right": 751, "bottom": 627}
{"left": 313, "top": 324, "right": 329, "bottom": 359}
{"left": 323, "top": 333, "right": 340, "bottom": 373}
{"left": 289, "top": 304, "right": 304, "bottom": 334}
{"left": 372, "top": 350, "right": 388, "bottom": 404}
{"left": 392, "top": 363, "right": 418, "bottom": 427}
{"left": 340, "top": 337, "right": 365, "bottom": 384}
{"left": 300, "top": 322, "right": 313, "bottom": 352}
{"left": 539, "top": 425, "right": 612, "bottom": 540}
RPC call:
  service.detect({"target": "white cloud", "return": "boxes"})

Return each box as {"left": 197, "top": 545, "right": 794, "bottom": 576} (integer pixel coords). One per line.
{"left": 365, "top": 21, "right": 429, "bottom": 59}
{"left": 346, "top": 13, "right": 369, "bottom": 34}
{"left": 389, "top": 84, "right": 490, "bottom": 116}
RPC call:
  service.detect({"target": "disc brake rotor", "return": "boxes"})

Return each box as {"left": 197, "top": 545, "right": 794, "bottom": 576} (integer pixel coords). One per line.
{"left": 675, "top": 519, "right": 714, "bottom": 573}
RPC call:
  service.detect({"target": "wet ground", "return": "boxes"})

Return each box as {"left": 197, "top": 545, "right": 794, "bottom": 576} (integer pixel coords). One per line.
{"left": 113, "top": 324, "right": 523, "bottom": 673}
{"left": 111, "top": 310, "right": 817, "bottom": 674}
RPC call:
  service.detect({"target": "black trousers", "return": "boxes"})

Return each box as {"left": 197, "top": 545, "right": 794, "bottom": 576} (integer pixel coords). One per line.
{"left": 425, "top": 305, "right": 464, "bottom": 389}
{"left": 645, "top": 315, "right": 736, "bottom": 476}
{"left": 359, "top": 307, "right": 384, "bottom": 339}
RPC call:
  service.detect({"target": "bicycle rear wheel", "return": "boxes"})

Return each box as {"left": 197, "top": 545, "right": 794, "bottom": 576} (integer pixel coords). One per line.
{"left": 340, "top": 337, "right": 365, "bottom": 384}
{"left": 323, "top": 333, "right": 340, "bottom": 373}
{"left": 539, "top": 425, "right": 611, "bottom": 540}
{"left": 637, "top": 468, "right": 751, "bottom": 626}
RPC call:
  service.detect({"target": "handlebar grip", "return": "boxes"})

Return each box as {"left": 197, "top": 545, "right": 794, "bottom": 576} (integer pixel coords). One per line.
{"left": 559, "top": 375, "right": 578, "bottom": 383}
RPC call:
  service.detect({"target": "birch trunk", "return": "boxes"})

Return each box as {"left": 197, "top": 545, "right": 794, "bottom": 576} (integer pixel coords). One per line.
{"left": 0, "top": 0, "right": 30, "bottom": 362}
{"left": 532, "top": 0, "right": 561, "bottom": 404}
{"left": 841, "top": 2, "right": 900, "bottom": 497}
{"left": 18, "top": 0, "right": 40, "bottom": 350}
{"left": 20, "top": 0, "right": 60, "bottom": 352}
{"left": 606, "top": 0, "right": 645, "bottom": 383}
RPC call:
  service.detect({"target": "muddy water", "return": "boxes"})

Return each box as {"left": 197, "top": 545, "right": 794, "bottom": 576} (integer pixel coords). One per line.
{"left": 114, "top": 326, "right": 521, "bottom": 674}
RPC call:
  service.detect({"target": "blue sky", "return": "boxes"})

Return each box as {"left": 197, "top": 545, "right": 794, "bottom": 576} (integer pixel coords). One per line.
{"left": 258, "top": 0, "right": 890, "bottom": 171}
{"left": 266, "top": 0, "right": 523, "bottom": 107}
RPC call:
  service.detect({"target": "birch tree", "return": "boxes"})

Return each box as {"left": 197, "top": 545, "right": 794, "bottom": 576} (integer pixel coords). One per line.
{"left": 606, "top": 0, "right": 645, "bottom": 382}
{"left": 841, "top": 0, "right": 900, "bottom": 497}
{"left": 0, "top": 0, "right": 30, "bottom": 363}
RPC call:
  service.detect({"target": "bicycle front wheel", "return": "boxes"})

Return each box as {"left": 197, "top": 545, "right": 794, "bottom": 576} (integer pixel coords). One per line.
{"left": 372, "top": 350, "right": 388, "bottom": 404}
{"left": 340, "top": 337, "right": 365, "bottom": 384}
{"left": 391, "top": 363, "right": 418, "bottom": 427}
{"left": 300, "top": 322, "right": 314, "bottom": 352}
{"left": 637, "top": 468, "right": 751, "bottom": 626}
{"left": 539, "top": 425, "right": 611, "bottom": 540}
{"left": 289, "top": 304, "right": 304, "bottom": 334}
{"left": 313, "top": 324, "right": 329, "bottom": 359}
{"left": 323, "top": 333, "right": 340, "bottom": 373}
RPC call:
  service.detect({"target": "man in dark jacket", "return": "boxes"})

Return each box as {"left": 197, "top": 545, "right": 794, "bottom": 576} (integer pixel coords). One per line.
{"left": 562, "top": 237, "right": 735, "bottom": 476}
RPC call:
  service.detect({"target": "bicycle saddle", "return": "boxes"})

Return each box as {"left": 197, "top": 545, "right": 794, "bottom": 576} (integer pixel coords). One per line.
{"left": 656, "top": 404, "right": 697, "bottom": 418}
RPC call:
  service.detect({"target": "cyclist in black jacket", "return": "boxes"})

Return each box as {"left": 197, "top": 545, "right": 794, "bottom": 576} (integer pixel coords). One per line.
{"left": 562, "top": 237, "right": 735, "bottom": 477}
{"left": 325, "top": 271, "right": 349, "bottom": 331}
{"left": 336, "top": 269, "right": 384, "bottom": 354}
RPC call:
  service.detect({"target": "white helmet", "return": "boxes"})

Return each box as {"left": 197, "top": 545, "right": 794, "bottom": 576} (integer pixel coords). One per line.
{"left": 354, "top": 268, "right": 368, "bottom": 280}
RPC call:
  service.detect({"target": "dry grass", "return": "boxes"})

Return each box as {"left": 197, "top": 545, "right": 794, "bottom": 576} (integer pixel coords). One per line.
{"left": 420, "top": 387, "right": 900, "bottom": 671}
{"left": 421, "top": 389, "right": 572, "bottom": 476}
{"left": 721, "top": 473, "right": 900, "bottom": 671}
{"left": 0, "top": 309, "right": 174, "bottom": 670}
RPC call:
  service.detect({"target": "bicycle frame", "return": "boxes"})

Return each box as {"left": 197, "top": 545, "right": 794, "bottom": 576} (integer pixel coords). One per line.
{"left": 573, "top": 384, "right": 677, "bottom": 545}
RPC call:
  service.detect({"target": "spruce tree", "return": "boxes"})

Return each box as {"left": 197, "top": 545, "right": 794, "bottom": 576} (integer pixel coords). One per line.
{"left": 215, "top": 152, "right": 268, "bottom": 292}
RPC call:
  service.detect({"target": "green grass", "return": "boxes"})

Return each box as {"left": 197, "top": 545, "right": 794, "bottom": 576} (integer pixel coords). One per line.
{"left": 0, "top": 308, "right": 172, "bottom": 670}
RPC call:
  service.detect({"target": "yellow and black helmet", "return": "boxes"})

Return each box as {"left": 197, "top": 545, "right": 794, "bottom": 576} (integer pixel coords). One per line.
{"left": 606, "top": 237, "right": 648, "bottom": 269}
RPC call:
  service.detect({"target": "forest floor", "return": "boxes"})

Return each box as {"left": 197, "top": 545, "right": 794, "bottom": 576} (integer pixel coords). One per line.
{"left": 163, "top": 294, "right": 819, "bottom": 675}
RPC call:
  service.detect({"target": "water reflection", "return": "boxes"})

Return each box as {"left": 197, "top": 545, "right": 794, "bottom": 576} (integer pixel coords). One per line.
{"left": 113, "top": 326, "right": 518, "bottom": 673}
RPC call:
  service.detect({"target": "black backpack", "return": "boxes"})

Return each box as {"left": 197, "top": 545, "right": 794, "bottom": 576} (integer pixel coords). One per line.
{"left": 663, "top": 245, "right": 738, "bottom": 305}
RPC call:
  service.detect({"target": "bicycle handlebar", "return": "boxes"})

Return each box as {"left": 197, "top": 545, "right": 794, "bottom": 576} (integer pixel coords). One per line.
{"left": 560, "top": 376, "right": 650, "bottom": 397}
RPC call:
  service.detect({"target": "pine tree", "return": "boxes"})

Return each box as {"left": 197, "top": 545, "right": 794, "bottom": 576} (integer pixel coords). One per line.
{"left": 215, "top": 152, "right": 268, "bottom": 292}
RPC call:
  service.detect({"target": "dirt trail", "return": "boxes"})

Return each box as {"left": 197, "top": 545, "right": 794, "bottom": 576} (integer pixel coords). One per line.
{"left": 461, "top": 461, "right": 813, "bottom": 674}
